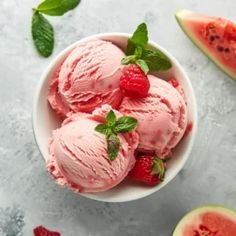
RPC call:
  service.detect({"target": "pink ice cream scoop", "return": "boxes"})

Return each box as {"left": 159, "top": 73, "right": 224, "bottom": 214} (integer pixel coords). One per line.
{"left": 47, "top": 105, "right": 139, "bottom": 193}
{"left": 119, "top": 75, "right": 188, "bottom": 157}
{"left": 48, "top": 39, "right": 125, "bottom": 117}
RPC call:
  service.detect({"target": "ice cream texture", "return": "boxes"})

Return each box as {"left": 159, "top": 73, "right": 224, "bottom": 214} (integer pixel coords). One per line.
{"left": 46, "top": 36, "right": 190, "bottom": 192}
{"left": 48, "top": 39, "right": 125, "bottom": 117}
{"left": 47, "top": 105, "right": 139, "bottom": 193}
{"left": 119, "top": 75, "right": 188, "bottom": 157}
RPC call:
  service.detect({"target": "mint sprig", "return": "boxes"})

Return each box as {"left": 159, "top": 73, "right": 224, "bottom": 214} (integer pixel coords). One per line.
{"left": 95, "top": 110, "right": 138, "bottom": 161}
{"left": 31, "top": 0, "right": 80, "bottom": 57}
{"left": 37, "top": 0, "right": 80, "bottom": 16}
{"left": 113, "top": 116, "right": 138, "bottom": 133}
{"left": 136, "top": 59, "right": 149, "bottom": 74}
{"left": 94, "top": 124, "right": 112, "bottom": 137}
{"left": 127, "top": 23, "right": 148, "bottom": 55}
{"left": 32, "top": 11, "right": 54, "bottom": 57}
{"left": 122, "top": 22, "right": 172, "bottom": 74}
{"left": 142, "top": 49, "right": 172, "bottom": 71}
{"left": 106, "top": 110, "right": 116, "bottom": 126}
{"left": 107, "top": 134, "right": 121, "bottom": 161}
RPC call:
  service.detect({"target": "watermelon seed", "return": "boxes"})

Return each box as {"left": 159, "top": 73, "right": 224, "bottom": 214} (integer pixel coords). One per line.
{"left": 209, "top": 36, "right": 215, "bottom": 41}
{"left": 197, "top": 224, "right": 218, "bottom": 236}
{"left": 217, "top": 45, "right": 224, "bottom": 52}
{"left": 193, "top": 230, "right": 200, "bottom": 236}
{"left": 225, "top": 48, "right": 230, "bottom": 53}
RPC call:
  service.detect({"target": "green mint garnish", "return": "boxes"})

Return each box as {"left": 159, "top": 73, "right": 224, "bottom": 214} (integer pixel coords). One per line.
{"left": 32, "top": 11, "right": 54, "bottom": 57}
{"left": 113, "top": 116, "right": 138, "bottom": 133}
{"left": 142, "top": 49, "right": 172, "bottom": 71}
{"left": 122, "top": 22, "right": 172, "bottom": 74}
{"left": 95, "top": 110, "right": 138, "bottom": 161}
{"left": 95, "top": 124, "right": 112, "bottom": 137}
{"left": 37, "top": 0, "right": 80, "bottom": 16}
{"left": 136, "top": 59, "right": 149, "bottom": 74}
{"left": 127, "top": 23, "right": 148, "bottom": 55}
{"left": 121, "top": 55, "right": 137, "bottom": 65}
{"left": 106, "top": 110, "right": 116, "bottom": 127}
{"left": 107, "top": 134, "right": 121, "bottom": 161}
{"left": 31, "top": 0, "right": 80, "bottom": 57}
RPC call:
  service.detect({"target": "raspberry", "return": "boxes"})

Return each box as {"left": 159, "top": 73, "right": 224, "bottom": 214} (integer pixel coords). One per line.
{"left": 33, "top": 226, "right": 61, "bottom": 236}
{"left": 120, "top": 64, "right": 150, "bottom": 98}
{"left": 129, "top": 154, "right": 166, "bottom": 186}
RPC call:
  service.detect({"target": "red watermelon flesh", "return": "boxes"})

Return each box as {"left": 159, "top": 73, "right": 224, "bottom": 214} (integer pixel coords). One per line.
{"left": 175, "top": 10, "right": 236, "bottom": 80}
{"left": 173, "top": 206, "right": 236, "bottom": 236}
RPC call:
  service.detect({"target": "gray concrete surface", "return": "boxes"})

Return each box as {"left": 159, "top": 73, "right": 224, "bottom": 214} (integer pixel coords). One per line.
{"left": 0, "top": 0, "right": 236, "bottom": 235}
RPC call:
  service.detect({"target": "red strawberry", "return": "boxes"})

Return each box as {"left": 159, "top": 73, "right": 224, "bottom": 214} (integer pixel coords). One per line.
{"left": 120, "top": 64, "right": 150, "bottom": 98}
{"left": 33, "top": 226, "right": 61, "bottom": 236}
{"left": 130, "top": 155, "right": 166, "bottom": 186}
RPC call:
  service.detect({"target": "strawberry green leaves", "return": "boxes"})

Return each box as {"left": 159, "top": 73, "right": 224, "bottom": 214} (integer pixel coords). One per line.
{"left": 95, "top": 110, "right": 138, "bottom": 161}
{"left": 152, "top": 156, "right": 166, "bottom": 181}
{"left": 121, "top": 22, "right": 172, "bottom": 74}
{"left": 32, "top": 11, "right": 54, "bottom": 57}
{"left": 37, "top": 0, "right": 80, "bottom": 16}
{"left": 31, "top": 0, "right": 80, "bottom": 57}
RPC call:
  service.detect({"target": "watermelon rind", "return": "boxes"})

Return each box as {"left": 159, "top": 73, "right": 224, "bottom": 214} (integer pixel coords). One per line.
{"left": 172, "top": 205, "right": 236, "bottom": 235}
{"left": 175, "top": 9, "right": 236, "bottom": 80}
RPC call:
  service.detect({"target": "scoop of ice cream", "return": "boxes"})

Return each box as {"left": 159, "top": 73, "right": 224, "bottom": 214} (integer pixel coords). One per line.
{"left": 48, "top": 39, "right": 125, "bottom": 117}
{"left": 119, "top": 75, "right": 188, "bottom": 157}
{"left": 47, "top": 105, "right": 139, "bottom": 193}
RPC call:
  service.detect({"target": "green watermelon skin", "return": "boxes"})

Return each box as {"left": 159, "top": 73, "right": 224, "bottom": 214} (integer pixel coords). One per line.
{"left": 172, "top": 205, "right": 236, "bottom": 236}
{"left": 175, "top": 9, "right": 236, "bottom": 80}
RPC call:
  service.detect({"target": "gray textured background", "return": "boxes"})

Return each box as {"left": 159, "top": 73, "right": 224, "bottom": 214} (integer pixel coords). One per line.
{"left": 1, "top": 0, "right": 236, "bottom": 235}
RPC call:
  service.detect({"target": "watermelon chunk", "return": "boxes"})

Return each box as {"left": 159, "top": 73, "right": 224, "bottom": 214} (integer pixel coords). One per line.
{"left": 175, "top": 9, "right": 236, "bottom": 80}
{"left": 172, "top": 205, "right": 236, "bottom": 236}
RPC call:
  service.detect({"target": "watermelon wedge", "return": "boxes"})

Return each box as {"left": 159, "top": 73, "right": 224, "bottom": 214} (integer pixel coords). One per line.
{"left": 172, "top": 205, "right": 236, "bottom": 236}
{"left": 175, "top": 9, "right": 236, "bottom": 80}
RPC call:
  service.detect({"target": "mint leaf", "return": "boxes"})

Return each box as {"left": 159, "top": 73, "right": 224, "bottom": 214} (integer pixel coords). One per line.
{"left": 32, "top": 11, "right": 54, "bottom": 57}
{"left": 37, "top": 0, "right": 80, "bottom": 16}
{"left": 121, "top": 55, "right": 137, "bottom": 65}
{"left": 107, "top": 134, "right": 120, "bottom": 161}
{"left": 127, "top": 23, "right": 148, "bottom": 55}
{"left": 106, "top": 110, "right": 116, "bottom": 127}
{"left": 95, "top": 110, "right": 138, "bottom": 161}
{"left": 134, "top": 46, "right": 143, "bottom": 58}
{"left": 141, "top": 49, "right": 172, "bottom": 71}
{"left": 95, "top": 124, "right": 112, "bottom": 136}
{"left": 136, "top": 59, "right": 149, "bottom": 74}
{"left": 113, "top": 116, "right": 137, "bottom": 133}
{"left": 121, "top": 47, "right": 143, "bottom": 65}
{"left": 122, "top": 23, "right": 172, "bottom": 73}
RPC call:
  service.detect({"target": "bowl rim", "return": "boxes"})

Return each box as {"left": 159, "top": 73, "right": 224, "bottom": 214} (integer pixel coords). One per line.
{"left": 32, "top": 32, "right": 198, "bottom": 202}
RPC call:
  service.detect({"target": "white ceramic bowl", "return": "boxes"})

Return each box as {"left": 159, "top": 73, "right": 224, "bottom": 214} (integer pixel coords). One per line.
{"left": 33, "top": 33, "right": 197, "bottom": 202}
